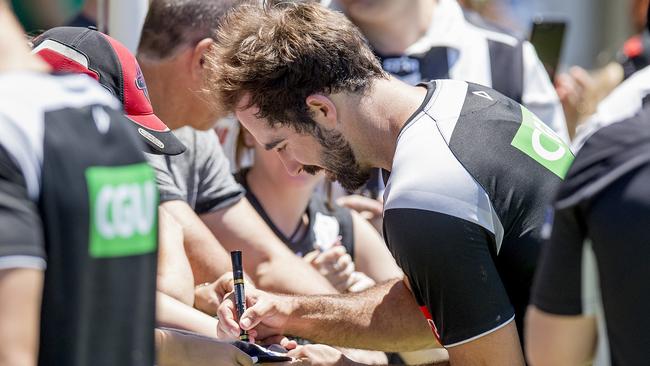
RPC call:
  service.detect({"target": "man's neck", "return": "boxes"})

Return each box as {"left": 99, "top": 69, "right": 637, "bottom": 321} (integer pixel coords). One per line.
{"left": 353, "top": 0, "right": 436, "bottom": 55}
{"left": 138, "top": 57, "right": 189, "bottom": 130}
{"left": 338, "top": 77, "right": 429, "bottom": 172}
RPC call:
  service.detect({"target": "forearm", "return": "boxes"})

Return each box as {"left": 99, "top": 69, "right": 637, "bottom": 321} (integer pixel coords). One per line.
{"left": 158, "top": 206, "right": 195, "bottom": 306}
{"left": 156, "top": 292, "right": 219, "bottom": 338}
{"left": 161, "top": 201, "right": 231, "bottom": 284}
{"left": 0, "top": 269, "right": 43, "bottom": 366}
{"left": 202, "top": 199, "right": 336, "bottom": 295}
{"left": 287, "top": 279, "right": 437, "bottom": 352}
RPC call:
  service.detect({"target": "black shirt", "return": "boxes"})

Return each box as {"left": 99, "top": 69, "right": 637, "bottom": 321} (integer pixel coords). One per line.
{"left": 532, "top": 108, "right": 650, "bottom": 366}
{"left": 0, "top": 73, "right": 157, "bottom": 366}
{"left": 235, "top": 169, "right": 354, "bottom": 258}
{"left": 382, "top": 80, "right": 571, "bottom": 346}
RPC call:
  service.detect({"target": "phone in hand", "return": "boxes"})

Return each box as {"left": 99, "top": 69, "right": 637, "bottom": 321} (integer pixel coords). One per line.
{"left": 529, "top": 17, "right": 568, "bottom": 80}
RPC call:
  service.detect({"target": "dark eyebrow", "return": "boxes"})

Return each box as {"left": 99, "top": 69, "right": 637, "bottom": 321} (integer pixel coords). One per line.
{"left": 264, "top": 137, "right": 285, "bottom": 151}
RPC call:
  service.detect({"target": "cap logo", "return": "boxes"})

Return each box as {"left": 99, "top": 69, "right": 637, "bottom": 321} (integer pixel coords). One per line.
{"left": 138, "top": 128, "right": 165, "bottom": 149}
{"left": 135, "top": 65, "right": 150, "bottom": 101}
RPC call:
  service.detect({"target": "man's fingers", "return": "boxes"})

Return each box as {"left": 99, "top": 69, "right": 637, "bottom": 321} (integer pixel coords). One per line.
{"left": 336, "top": 253, "right": 352, "bottom": 270}
{"left": 216, "top": 295, "right": 242, "bottom": 338}
{"left": 240, "top": 299, "right": 275, "bottom": 330}
{"left": 303, "top": 250, "right": 319, "bottom": 263}
{"left": 313, "top": 246, "right": 346, "bottom": 267}
{"left": 280, "top": 337, "right": 299, "bottom": 350}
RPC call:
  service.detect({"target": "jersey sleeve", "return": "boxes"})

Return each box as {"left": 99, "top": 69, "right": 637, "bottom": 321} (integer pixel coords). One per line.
{"left": 144, "top": 152, "right": 185, "bottom": 203}
{"left": 383, "top": 208, "right": 514, "bottom": 347}
{"left": 0, "top": 145, "right": 46, "bottom": 270}
{"left": 530, "top": 205, "right": 585, "bottom": 315}
{"left": 194, "top": 130, "right": 244, "bottom": 214}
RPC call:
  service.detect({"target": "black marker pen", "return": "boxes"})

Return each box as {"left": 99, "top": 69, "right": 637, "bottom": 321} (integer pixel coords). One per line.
{"left": 231, "top": 250, "right": 249, "bottom": 342}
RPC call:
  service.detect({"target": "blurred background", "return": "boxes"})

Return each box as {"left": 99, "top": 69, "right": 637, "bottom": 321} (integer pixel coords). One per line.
{"left": 13, "top": 0, "right": 636, "bottom": 71}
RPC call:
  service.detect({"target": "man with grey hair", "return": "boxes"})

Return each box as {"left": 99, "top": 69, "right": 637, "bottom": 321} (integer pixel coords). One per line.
{"left": 136, "top": 0, "right": 338, "bottom": 313}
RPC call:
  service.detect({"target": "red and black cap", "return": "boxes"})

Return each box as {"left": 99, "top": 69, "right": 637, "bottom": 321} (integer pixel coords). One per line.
{"left": 32, "top": 27, "right": 186, "bottom": 155}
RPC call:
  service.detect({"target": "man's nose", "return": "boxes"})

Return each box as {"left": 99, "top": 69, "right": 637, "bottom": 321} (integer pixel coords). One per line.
{"left": 277, "top": 151, "right": 303, "bottom": 176}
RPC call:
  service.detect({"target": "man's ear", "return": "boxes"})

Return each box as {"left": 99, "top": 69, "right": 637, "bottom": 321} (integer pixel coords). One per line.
{"left": 241, "top": 126, "right": 257, "bottom": 147}
{"left": 190, "top": 38, "right": 214, "bottom": 83}
{"left": 305, "top": 94, "right": 338, "bottom": 129}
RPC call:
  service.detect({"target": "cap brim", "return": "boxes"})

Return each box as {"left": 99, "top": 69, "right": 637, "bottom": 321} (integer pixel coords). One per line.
{"left": 126, "top": 114, "right": 186, "bottom": 155}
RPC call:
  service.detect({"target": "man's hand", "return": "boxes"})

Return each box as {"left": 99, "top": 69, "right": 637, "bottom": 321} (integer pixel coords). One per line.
{"left": 217, "top": 287, "right": 292, "bottom": 341}
{"left": 304, "top": 246, "right": 374, "bottom": 293}
{"left": 335, "top": 194, "right": 383, "bottom": 231}
{"left": 195, "top": 272, "right": 256, "bottom": 316}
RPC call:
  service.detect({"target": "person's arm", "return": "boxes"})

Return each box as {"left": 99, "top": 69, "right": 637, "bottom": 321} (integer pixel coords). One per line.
{"left": 161, "top": 200, "right": 232, "bottom": 285}
{"left": 217, "top": 278, "right": 437, "bottom": 352}
{"left": 0, "top": 144, "right": 47, "bottom": 366}
{"left": 525, "top": 186, "right": 598, "bottom": 365}
{"left": 201, "top": 198, "right": 337, "bottom": 295}
{"left": 286, "top": 343, "right": 447, "bottom": 366}
{"left": 156, "top": 291, "right": 220, "bottom": 338}
{"left": 155, "top": 328, "right": 253, "bottom": 366}
{"left": 525, "top": 307, "right": 596, "bottom": 366}
{"left": 157, "top": 205, "right": 195, "bottom": 306}
{"left": 0, "top": 269, "right": 43, "bottom": 366}
{"left": 348, "top": 210, "right": 402, "bottom": 283}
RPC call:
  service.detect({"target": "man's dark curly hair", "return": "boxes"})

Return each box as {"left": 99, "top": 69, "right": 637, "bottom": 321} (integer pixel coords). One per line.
{"left": 204, "top": 1, "right": 387, "bottom": 133}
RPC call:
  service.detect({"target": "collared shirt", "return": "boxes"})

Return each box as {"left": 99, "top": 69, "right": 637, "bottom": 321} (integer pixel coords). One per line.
{"left": 377, "top": 0, "right": 569, "bottom": 143}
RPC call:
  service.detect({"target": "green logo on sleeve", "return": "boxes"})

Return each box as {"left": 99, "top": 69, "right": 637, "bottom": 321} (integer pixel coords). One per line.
{"left": 86, "top": 163, "right": 158, "bottom": 258}
{"left": 511, "top": 106, "right": 574, "bottom": 179}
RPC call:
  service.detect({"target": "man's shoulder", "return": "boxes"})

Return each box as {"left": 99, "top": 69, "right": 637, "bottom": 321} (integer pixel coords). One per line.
{"left": 558, "top": 108, "right": 650, "bottom": 209}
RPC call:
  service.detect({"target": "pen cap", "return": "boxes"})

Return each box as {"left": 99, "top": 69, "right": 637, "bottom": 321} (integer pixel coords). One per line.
{"left": 231, "top": 250, "right": 243, "bottom": 276}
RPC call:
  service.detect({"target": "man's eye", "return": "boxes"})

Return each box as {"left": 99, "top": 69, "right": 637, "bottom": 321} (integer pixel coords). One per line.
{"left": 276, "top": 145, "right": 287, "bottom": 152}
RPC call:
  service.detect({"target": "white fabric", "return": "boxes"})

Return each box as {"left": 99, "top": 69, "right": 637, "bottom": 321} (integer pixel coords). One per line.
{"left": 405, "top": 0, "right": 569, "bottom": 142}
{"left": 0, "top": 72, "right": 119, "bottom": 200}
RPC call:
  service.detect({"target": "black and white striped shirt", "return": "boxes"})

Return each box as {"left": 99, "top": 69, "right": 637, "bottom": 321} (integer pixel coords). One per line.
{"left": 373, "top": 0, "right": 569, "bottom": 143}
{"left": 0, "top": 72, "right": 157, "bottom": 366}
{"left": 383, "top": 79, "right": 572, "bottom": 346}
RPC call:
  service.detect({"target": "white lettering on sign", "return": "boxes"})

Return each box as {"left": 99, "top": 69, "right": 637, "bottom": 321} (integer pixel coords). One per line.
{"left": 530, "top": 116, "right": 566, "bottom": 161}
{"left": 95, "top": 181, "right": 156, "bottom": 239}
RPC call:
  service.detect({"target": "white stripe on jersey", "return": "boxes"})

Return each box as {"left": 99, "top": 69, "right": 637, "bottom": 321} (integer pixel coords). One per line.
{"left": 0, "top": 72, "right": 120, "bottom": 200}
{"left": 384, "top": 80, "right": 505, "bottom": 253}
{"left": 0, "top": 255, "right": 46, "bottom": 271}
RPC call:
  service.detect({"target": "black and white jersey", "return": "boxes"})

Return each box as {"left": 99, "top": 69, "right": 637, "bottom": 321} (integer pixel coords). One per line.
{"left": 0, "top": 72, "right": 157, "bottom": 366}
{"left": 374, "top": 0, "right": 568, "bottom": 142}
{"left": 383, "top": 79, "right": 572, "bottom": 347}
{"left": 532, "top": 108, "right": 650, "bottom": 366}
{"left": 573, "top": 64, "right": 650, "bottom": 151}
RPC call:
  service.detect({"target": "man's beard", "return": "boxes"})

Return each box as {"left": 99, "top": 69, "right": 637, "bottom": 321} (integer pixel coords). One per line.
{"left": 302, "top": 125, "right": 371, "bottom": 192}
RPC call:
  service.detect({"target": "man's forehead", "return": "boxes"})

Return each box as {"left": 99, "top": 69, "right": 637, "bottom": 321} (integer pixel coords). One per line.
{"left": 235, "top": 105, "right": 286, "bottom": 145}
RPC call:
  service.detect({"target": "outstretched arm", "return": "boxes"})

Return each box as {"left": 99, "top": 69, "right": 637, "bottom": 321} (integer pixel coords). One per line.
{"left": 218, "top": 278, "right": 438, "bottom": 352}
{"left": 201, "top": 198, "right": 337, "bottom": 295}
